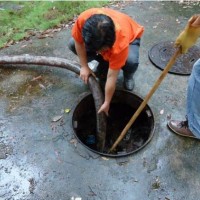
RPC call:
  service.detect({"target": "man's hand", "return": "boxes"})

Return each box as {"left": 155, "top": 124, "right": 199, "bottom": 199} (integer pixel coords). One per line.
{"left": 74, "top": 40, "right": 96, "bottom": 83}
{"left": 98, "top": 69, "right": 119, "bottom": 116}
{"left": 98, "top": 101, "right": 110, "bottom": 116}
{"left": 175, "top": 14, "right": 200, "bottom": 54}
{"left": 80, "top": 66, "right": 92, "bottom": 84}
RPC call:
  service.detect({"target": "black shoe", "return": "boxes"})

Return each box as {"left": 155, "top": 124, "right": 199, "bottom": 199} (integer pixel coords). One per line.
{"left": 123, "top": 75, "right": 135, "bottom": 91}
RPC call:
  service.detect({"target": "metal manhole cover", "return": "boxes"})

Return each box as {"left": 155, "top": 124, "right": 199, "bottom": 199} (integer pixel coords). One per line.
{"left": 148, "top": 41, "right": 200, "bottom": 75}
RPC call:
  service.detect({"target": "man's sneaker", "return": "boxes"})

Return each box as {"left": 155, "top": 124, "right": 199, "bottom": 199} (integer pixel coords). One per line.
{"left": 167, "top": 119, "right": 198, "bottom": 139}
{"left": 88, "top": 60, "right": 99, "bottom": 72}
{"left": 123, "top": 74, "right": 135, "bottom": 91}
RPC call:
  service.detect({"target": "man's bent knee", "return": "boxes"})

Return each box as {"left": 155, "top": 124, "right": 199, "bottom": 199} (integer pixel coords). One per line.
{"left": 68, "top": 38, "right": 77, "bottom": 55}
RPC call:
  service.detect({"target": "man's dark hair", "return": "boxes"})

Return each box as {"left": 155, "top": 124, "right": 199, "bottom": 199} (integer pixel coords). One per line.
{"left": 82, "top": 14, "right": 116, "bottom": 52}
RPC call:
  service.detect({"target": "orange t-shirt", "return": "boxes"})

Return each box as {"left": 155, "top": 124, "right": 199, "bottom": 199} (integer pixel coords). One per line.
{"left": 72, "top": 8, "right": 144, "bottom": 70}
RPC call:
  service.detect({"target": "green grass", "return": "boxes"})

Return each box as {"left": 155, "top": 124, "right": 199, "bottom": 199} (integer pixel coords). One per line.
{"left": 0, "top": 1, "right": 109, "bottom": 48}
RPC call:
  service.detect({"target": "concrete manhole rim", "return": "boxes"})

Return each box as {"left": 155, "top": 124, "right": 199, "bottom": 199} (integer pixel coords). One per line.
{"left": 72, "top": 89, "right": 155, "bottom": 158}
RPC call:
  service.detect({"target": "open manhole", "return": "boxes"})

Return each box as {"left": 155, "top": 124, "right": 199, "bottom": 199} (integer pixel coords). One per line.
{"left": 149, "top": 41, "right": 200, "bottom": 75}
{"left": 72, "top": 90, "right": 155, "bottom": 157}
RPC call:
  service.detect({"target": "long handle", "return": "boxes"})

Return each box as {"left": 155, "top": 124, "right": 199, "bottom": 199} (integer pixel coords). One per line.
{"left": 109, "top": 48, "right": 181, "bottom": 152}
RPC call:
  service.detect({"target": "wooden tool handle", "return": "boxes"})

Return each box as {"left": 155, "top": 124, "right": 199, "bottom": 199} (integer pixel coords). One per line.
{"left": 109, "top": 48, "right": 181, "bottom": 153}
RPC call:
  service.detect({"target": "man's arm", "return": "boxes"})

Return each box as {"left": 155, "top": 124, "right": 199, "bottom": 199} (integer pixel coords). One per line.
{"left": 74, "top": 40, "right": 92, "bottom": 83}
{"left": 98, "top": 68, "right": 119, "bottom": 116}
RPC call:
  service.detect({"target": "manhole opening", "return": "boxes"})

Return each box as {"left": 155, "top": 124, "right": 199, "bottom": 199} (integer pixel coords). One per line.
{"left": 72, "top": 90, "right": 155, "bottom": 157}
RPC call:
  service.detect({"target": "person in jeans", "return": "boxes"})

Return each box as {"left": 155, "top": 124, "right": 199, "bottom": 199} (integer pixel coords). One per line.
{"left": 168, "top": 14, "right": 200, "bottom": 139}
{"left": 68, "top": 8, "right": 144, "bottom": 115}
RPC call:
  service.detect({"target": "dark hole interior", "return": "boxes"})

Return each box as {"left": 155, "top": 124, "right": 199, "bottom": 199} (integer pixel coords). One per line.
{"left": 72, "top": 91, "right": 154, "bottom": 156}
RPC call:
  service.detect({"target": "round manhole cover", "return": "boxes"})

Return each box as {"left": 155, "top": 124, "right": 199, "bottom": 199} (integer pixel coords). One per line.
{"left": 148, "top": 41, "right": 200, "bottom": 75}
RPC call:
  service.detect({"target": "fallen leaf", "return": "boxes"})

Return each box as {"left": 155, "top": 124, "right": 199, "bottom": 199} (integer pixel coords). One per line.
{"left": 4, "top": 40, "right": 14, "bottom": 48}
{"left": 21, "top": 44, "right": 27, "bottom": 48}
{"left": 39, "top": 83, "right": 46, "bottom": 89}
{"left": 101, "top": 157, "right": 109, "bottom": 161}
{"left": 52, "top": 115, "right": 63, "bottom": 122}
{"left": 152, "top": 177, "right": 160, "bottom": 190}
{"left": 37, "top": 34, "right": 54, "bottom": 39}
{"left": 65, "top": 108, "right": 71, "bottom": 113}
{"left": 31, "top": 75, "right": 42, "bottom": 81}
{"left": 70, "top": 138, "right": 78, "bottom": 147}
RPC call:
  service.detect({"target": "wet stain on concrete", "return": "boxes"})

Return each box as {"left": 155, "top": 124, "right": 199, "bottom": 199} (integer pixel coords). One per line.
{"left": 0, "top": 67, "right": 64, "bottom": 113}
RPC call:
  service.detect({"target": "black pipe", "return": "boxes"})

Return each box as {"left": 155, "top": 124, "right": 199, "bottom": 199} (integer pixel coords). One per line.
{"left": 0, "top": 55, "right": 106, "bottom": 151}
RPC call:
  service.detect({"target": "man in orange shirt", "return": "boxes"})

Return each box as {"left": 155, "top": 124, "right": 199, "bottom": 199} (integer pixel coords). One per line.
{"left": 68, "top": 8, "right": 144, "bottom": 115}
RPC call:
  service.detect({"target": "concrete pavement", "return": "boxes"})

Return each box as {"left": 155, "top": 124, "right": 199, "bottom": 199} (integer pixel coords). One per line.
{"left": 0, "top": 1, "right": 200, "bottom": 200}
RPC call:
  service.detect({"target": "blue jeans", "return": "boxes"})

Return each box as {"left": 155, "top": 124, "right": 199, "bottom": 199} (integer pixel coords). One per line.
{"left": 187, "top": 58, "right": 200, "bottom": 137}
